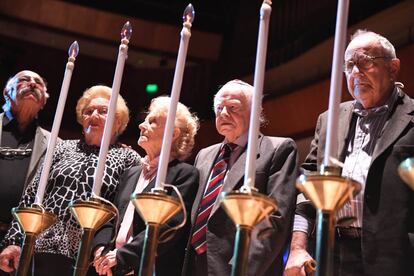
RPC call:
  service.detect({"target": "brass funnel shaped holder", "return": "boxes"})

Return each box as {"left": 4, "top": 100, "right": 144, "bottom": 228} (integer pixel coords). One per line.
{"left": 296, "top": 166, "right": 361, "bottom": 276}
{"left": 220, "top": 190, "right": 278, "bottom": 276}
{"left": 12, "top": 206, "right": 56, "bottom": 276}
{"left": 70, "top": 198, "right": 117, "bottom": 276}
{"left": 131, "top": 190, "right": 182, "bottom": 276}
{"left": 398, "top": 157, "right": 414, "bottom": 191}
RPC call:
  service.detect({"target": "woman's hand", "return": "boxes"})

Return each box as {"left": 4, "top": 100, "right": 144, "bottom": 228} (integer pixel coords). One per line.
{"left": 0, "top": 245, "right": 21, "bottom": 272}
{"left": 93, "top": 246, "right": 117, "bottom": 275}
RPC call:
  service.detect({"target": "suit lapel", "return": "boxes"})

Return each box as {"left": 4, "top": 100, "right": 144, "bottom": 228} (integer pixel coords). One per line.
{"left": 337, "top": 103, "right": 354, "bottom": 159}
{"left": 25, "top": 127, "right": 48, "bottom": 183}
{"left": 144, "top": 177, "right": 156, "bottom": 192}
{"left": 372, "top": 94, "right": 414, "bottom": 162}
{"left": 119, "top": 167, "right": 142, "bottom": 218}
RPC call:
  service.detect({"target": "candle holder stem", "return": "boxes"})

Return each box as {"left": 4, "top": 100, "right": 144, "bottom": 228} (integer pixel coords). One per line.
{"left": 11, "top": 207, "right": 57, "bottom": 276}
{"left": 220, "top": 190, "right": 278, "bottom": 276}
{"left": 231, "top": 225, "right": 252, "bottom": 276}
{"left": 16, "top": 233, "right": 35, "bottom": 276}
{"left": 296, "top": 167, "right": 361, "bottom": 276}
{"left": 73, "top": 228, "right": 95, "bottom": 276}
{"left": 130, "top": 191, "right": 183, "bottom": 276}
{"left": 315, "top": 210, "right": 335, "bottom": 276}
{"left": 70, "top": 198, "right": 117, "bottom": 276}
{"left": 138, "top": 223, "right": 160, "bottom": 276}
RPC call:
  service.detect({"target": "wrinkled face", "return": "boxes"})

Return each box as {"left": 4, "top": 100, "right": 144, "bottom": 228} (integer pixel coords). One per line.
{"left": 138, "top": 110, "right": 166, "bottom": 157}
{"left": 214, "top": 86, "right": 250, "bottom": 142}
{"left": 344, "top": 35, "right": 399, "bottom": 109}
{"left": 5, "top": 70, "right": 48, "bottom": 114}
{"left": 81, "top": 97, "right": 119, "bottom": 146}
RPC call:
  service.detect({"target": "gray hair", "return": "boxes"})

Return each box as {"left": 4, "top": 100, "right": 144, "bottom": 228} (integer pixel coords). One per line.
{"left": 147, "top": 96, "right": 199, "bottom": 161}
{"left": 213, "top": 79, "right": 266, "bottom": 125}
{"left": 350, "top": 29, "right": 397, "bottom": 58}
{"left": 3, "top": 71, "right": 48, "bottom": 112}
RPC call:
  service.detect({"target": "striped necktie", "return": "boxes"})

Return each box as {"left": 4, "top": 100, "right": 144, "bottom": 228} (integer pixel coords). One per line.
{"left": 191, "top": 143, "right": 235, "bottom": 254}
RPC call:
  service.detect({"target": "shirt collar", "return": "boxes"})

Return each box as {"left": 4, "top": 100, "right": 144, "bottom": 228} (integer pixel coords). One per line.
{"left": 141, "top": 155, "right": 160, "bottom": 180}
{"left": 223, "top": 131, "right": 248, "bottom": 150}
{"left": 353, "top": 86, "right": 400, "bottom": 117}
{"left": 3, "top": 110, "right": 38, "bottom": 130}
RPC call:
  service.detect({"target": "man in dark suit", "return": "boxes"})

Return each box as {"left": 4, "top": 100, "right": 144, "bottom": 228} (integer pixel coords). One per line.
{"left": 183, "top": 80, "right": 298, "bottom": 276}
{"left": 0, "top": 70, "right": 50, "bottom": 274}
{"left": 285, "top": 30, "right": 414, "bottom": 276}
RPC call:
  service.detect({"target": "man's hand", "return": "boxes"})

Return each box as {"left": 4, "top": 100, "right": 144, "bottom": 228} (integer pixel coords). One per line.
{"left": 0, "top": 245, "right": 21, "bottom": 272}
{"left": 284, "top": 231, "right": 315, "bottom": 276}
{"left": 285, "top": 247, "right": 315, "bottom": 276}
{"left": 93, "top": 247, "right": 117, "bottom": 275}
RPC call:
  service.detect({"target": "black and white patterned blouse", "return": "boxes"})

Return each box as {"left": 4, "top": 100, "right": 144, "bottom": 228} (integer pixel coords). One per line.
{"left": 3, "top": 139, "right": 140, "bottom": 259}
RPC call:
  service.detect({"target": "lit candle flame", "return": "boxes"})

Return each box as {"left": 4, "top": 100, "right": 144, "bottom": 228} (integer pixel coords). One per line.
{"left": 121, "top": 21, "right": 132, "bottom": 40}
{"left": 68, "top": 41, "right": 79, "bottom": 58}
{"left": 183, "top": 3, "right": 195, "bottom": 24}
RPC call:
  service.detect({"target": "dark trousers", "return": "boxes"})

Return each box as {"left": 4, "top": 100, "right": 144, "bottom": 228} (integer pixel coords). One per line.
{"left": 334, "top": 236, "right": 364, "bottom": 276}
{"left": 30, "top": 253, "right": 74, "bottom": 276}
{"left": 185, "top": 248, "right": 208, "bottom": 276}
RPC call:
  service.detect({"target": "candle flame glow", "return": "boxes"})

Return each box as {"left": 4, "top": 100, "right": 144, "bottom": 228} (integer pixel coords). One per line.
{"left": 183, "top": 4, "right": 195, "bottom": 24}
{"left": 68, "top": 41, "right": 79, "bottom": 58}
{"left": 121, "top": 21, "right": 132, "bottom": 40}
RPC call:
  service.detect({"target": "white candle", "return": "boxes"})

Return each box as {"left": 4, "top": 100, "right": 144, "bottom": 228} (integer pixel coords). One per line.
{"left": 243, "top": 0, "right": 272, "bottom": 191}
{"left": 92, "top": 22, "right": 132, "bottom": 196}
{"left": 323, "top": 0, "right": 349, "bottom": 167}
{"left": 35, "top": 41, "right": 79, "bottom": 205}
{"left": 153, "top": 4, "right": 194, "bottom": 191}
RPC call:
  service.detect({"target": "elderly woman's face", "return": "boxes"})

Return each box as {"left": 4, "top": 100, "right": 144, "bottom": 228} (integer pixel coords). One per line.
{"left": 81, "top": 97, "right": 119, "bottom": 146}
{"left": 138, "top": 110, "right": 166, "bottom": 158}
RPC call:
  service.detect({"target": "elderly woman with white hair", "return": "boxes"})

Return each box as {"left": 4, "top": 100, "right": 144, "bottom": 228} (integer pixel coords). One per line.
{"left": 93, "top": 96, "right": 199, "bottom": 276}
{"left": 0, "top": 85, "right": 140, "bottom": 276}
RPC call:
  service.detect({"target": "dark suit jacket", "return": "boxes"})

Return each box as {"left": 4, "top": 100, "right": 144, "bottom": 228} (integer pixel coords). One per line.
{"left": 183, "top": 135, "right": 298, "bottom": 276}
{"left": 297, "top": 88, "right": 414, "bottom": 276}
{"left": 93, "top": 160, "right": 199, "bottom": 276}
{"left": 0, "top": 112, "right": 50, "bottom": 187}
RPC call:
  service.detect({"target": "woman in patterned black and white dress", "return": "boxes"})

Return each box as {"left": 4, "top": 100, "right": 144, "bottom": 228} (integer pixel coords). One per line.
{"left": 0, "top": 85, "right": 140, "bottom": 276}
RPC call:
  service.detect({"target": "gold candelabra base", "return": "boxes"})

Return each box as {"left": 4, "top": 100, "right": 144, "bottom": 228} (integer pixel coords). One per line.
{"left": 220, "top": 190, "right": 278, "bottom": 276}
{"left": 70, "top": 198, "right": 117, "bottom": 276}
{"left": 131, "top": 190, "right": 183, "bottom": 276}
{"left": 296, "top": 166, "right": 361, "bottom": 276}
{"left": 12, "top": 206, "right": 57, "bottom": 276}
{"left": 399, "top": 157, "right": 414, "bottom": 190}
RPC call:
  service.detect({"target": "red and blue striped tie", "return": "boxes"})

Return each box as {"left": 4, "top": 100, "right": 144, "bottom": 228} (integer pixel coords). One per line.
{"left": 191, "top": 143, "right": 235, "bottom": 254}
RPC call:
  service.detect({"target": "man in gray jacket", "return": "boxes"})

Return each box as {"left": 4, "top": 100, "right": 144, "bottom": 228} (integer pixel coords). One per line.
{"left": 0, "top": 70, "right": 51, "bottom": 273}
{"left": 183, "top": 80, "right": 298, "bottom": 276}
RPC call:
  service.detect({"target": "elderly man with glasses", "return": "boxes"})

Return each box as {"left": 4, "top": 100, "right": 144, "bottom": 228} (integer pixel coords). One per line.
{"left": 0, "top": 70, "right": 52, "bottom": 272}
{"left": 285, "top": 30, "right": 414, "bottom": 276}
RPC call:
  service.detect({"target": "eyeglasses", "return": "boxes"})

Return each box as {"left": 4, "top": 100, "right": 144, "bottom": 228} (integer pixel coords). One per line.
{"left": 0, "top": 147, "right": 32, "bottom": 159}
{"left": 343, "top": 54, "right": 391, "bottom": 74}
{"left": 82, "top": 107, "right": 108, "bottom": 117}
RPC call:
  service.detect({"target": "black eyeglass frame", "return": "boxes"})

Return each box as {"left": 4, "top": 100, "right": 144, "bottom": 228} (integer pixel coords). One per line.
{"left": 343, "top": 54, "right": 392, "bottom": 74}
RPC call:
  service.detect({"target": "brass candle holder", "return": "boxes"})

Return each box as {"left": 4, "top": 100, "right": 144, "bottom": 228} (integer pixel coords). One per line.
{"left": 398, "top": 157, "right": 414, "bottom": 190}
{"left": 220, "top": 189, "right": 278, "bottom": 276}
{"left": 296, "top": 166, "right": 361, "bottom": 276}
{"left": 12, "top": 206, "right": 56, "bottom": 276}
{"left": 131, "top": 190, "right": 182, "bottom": 276}
{"left": 70, "top": 197, "right": 117, "bottom": 276}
